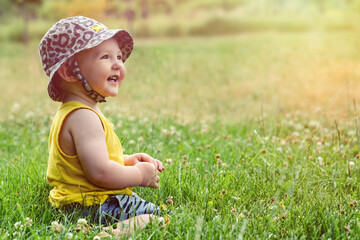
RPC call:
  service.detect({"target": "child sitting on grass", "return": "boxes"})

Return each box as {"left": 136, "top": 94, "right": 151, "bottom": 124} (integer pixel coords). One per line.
{"left": 39, "top": 16, "right": 165, "bottom": 235}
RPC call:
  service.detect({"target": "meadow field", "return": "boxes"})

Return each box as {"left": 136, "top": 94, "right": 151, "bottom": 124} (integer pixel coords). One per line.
{"left": 3, "top": 14, "right": 360, "bottom": 240}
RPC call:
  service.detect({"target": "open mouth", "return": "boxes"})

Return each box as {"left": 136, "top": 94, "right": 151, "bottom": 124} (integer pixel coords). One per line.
{"left": 107, "top": 76, "right": 119, "bottom": 82}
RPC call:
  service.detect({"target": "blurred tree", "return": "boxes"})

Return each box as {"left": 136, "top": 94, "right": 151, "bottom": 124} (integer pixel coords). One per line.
{"left": 11, "top": 0, "right": 41, "bottom": 44}
{"left": 149, "top": 0, "right": 172, "bottom": 15}
{"left": 124, "top": 7, "right": 135, "bottom": 32}
{"left": 40, "top": 0, "right": 107, "bottom": 20}
{"left": 105, "top": 0, "right": 121, "bottom": 17}
{"left": 0, "top": 0, "right": 14, "bottom": 16}
{"left": 107, "top": 0, "right": 173, "bottom": 22}
{"left": 140, "top": 0, "right": 149, "bottom": 19}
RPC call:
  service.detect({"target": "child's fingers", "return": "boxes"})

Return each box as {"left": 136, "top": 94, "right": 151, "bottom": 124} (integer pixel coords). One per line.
{"left": 155, "top": 160, "right": 164, "bottom": 171}
{"left": 138, "top": 153, "right": 164, "bottom": 171}
{"left": 141, "top": 154, "right": 157, "bottom": 166}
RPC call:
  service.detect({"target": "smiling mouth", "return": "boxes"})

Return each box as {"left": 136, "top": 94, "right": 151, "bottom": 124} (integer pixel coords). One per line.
{"left": 107, "top": 76, "right": 119, "bottom": 82}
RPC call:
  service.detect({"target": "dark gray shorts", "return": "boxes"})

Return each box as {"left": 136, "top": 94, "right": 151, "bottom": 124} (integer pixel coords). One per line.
{"left": 97, "top": 192, "right": 161, "bottom": 224}
{"left": 62, "top": 193, "right": 162, "bottom": 225}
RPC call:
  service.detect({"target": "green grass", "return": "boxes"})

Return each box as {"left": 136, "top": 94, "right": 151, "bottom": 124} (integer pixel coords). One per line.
{"left": 2, "top": 26, "right": 360, "bottom": 238}
{"left": 2, "top": 111, "right": 360, "bottom": 239}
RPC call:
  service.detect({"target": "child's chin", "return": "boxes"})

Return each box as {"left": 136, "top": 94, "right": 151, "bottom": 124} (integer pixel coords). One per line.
{"left": 109, "top": 92, "right": 119, "bottom": 97}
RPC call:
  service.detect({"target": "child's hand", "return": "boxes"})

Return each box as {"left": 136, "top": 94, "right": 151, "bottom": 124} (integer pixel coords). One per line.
{"left": 134, "top": 162, "right": 160, "bottom": 188}
{"left": 125, "top": 153, "right": 165, "bottom": 172}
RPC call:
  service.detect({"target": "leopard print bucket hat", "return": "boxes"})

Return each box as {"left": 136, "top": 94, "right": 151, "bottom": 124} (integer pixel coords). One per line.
{"left": 39, "top": 16, "right": 133, "bottom": 102}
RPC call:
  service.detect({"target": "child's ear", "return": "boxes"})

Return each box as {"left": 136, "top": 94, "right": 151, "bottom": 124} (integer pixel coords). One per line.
{"left": 57, "top": 63, "right": 77, "bottom": 82}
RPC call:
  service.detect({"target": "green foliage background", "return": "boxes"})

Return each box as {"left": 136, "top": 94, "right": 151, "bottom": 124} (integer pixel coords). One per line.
{"left": 2, "top": 0, "right": 360, "bottom": 42}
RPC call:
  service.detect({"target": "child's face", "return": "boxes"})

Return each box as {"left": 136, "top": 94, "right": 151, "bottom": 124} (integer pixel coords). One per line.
{"left": 75, "top": 37, "right": 126, "bottom": 98}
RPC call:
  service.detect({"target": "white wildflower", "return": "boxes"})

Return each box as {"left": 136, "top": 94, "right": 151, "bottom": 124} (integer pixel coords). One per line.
{"left": 349, "top": 161, "right": 355, "bottom": 172}
{"left": 24, "top": 217, "right": 33, "bottom": 227}
{"left": 12, "top": 103, "right": 20, "bottom": 112}
{"left": 51, "top": 221, "right": 59, "bottom": 227}
{"left": 65, "top": 232, "right": 73, "bottom": 239}
{"left": 292, "top": 131, "right": 300, "bottom": 137}
{"left": 347, "top": 130, "right": 356, "bottom": 136}
{"left": 122, "top": 130, "right": 128, "bottom": 135}
{"left": 128, "top": 116, "right": 136, "bottom": 122}
{"left": 51, "top": 221, "right": 65, "bottom": 233}
{"left": 157, "top": 217, "right": 165, "bottom": 224}
{"left": 294, "top": 123, "right": 303, "bottom": 130}
{"left": 309, "top": 120, "right": 319, "bottom": 128}
{"left": 25, "top": 111, "right": 34, "bottom": 119}
{"left": 14, "top": 221, "right": 22, "bottom": 229}
{"left": 77, "top": 218, "right": 87, "bottom": 226}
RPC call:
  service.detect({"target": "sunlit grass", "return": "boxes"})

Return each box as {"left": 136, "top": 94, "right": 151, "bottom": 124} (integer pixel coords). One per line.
{"left": 2, "top": 31, "right": 360, "bottom": 122}
{"left": 2, "top": 110, "right": 360, "bottom": 238}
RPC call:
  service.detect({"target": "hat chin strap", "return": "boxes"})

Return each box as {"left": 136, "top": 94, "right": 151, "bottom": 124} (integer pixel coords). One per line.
{"left": 68, "top": 58, "right": 106, "bottom": 103}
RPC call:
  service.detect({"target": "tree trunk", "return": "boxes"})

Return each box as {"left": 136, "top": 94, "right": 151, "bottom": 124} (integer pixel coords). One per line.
{"left": 19, "top": 1, "right": 29, "bottom": 45}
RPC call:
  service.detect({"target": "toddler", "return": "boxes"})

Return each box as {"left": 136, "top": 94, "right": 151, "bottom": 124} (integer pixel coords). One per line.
{"left": 39, "top": 16, "right": 165, "bottom": 234}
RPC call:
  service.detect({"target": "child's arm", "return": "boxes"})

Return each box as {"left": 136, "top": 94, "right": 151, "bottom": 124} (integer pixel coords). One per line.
{"left": 64, "top": 109, "right": 159, "bottom": 189}
{"left": 124, "top": 153, "right": 164, "bottom": 172}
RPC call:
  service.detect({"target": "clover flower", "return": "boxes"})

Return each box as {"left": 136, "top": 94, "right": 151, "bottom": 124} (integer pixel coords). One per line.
{"left": 14, "top": 221, "right": 22, "bottom": 229}
{"left": 65, "top": 232, "right": 73, "bottom": 239}
{"left": 77, "top": 218, "right": 87, "bottom": 226}
{"left": 349, "top": 161, "right": 355, "bottom": 172}
{"left": 166, "top": 196, "right": 174, "bottom": 205}
{"left": 51, "top": 221, "right": 65, "bottom": 233}
{"left": 24, "top": 217, "right": 33, "bottom": 227}
{"left": 157, "top": 217, "right": 165, "bottom": 224}
{"left": 161, "top": 129, "right": 168, "bottom": 135}
{"left": 75, "top": 218, "right": 89, "bottom": 233}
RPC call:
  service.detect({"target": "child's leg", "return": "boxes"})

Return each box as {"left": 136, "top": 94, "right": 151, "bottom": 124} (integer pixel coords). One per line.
{"left": 103, "top": 214, "right": 154, "bottom": 236}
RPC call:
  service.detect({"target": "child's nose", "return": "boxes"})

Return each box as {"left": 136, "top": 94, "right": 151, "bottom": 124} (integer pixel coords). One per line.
{"left": 112, "top": 60, "right": 122, "bottom": 69}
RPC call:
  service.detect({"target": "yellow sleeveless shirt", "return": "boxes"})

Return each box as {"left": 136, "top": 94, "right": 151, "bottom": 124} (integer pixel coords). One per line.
{"left": 47, "top": 101, "right": 132, "bottom": 207}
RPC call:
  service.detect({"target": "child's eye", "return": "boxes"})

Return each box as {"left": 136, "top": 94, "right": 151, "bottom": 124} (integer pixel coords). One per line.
{"left": 100, "top": 55, "right": 109, "bottom": 59}
{"left": 117, "top": 55, "right": 122, "bottom": 61}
